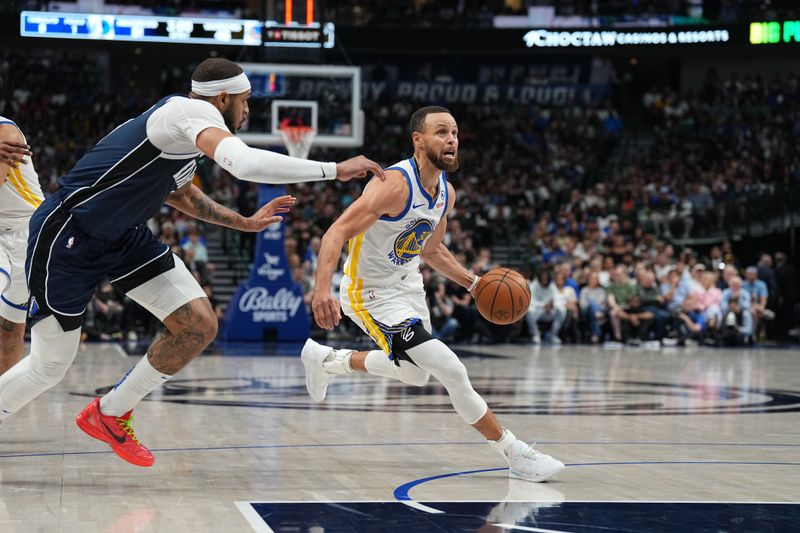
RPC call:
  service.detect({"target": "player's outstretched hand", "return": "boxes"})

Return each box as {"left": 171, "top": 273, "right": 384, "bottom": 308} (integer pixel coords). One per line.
{"left": 335, "top": 155, "right": 385, "bottom": 182}
{"left": 243, "top": 195, "right": 296, "bottom": 232}
{"left": 0, "top": 140, "right": 32, "bottom": 167}
{"left": 311, "top": 289, "right": 341, "bottom": 330}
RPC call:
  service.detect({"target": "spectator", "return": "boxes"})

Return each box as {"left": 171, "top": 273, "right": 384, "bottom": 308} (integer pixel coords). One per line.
{"left": 181, "top": 223, "right": 209, "bottom": 263}
{"left": 202, "top": 283, "right": 224, "bottom": 321}
{"left": 758, "top": 254, "right": 780, "bottom": 308}
{"left": 83, "top": 281, "right": 124, "bottom": 341}
{"left": 159, "top": 221, "right": 178, "bottom": 247}
{"left": 607, "top": 266, "right": 636, "bottom": 344}
{"left": 661, "top": 269, "right": 683, "bottom": 311}
{"left": 619, "top": 294, "right": 654, "bottom": 346}
{"left": 579, "top": 271, "right": 606, "bottom": 344}
{"left": 637, "top": 269, "right": 668, "bottom": 341}
{"left": 720, "top": 298, "right": 753, "bottom": 346}
{"left": 526, "top": 271, "right": 564, "bottom": 345}
{"left": 303, "top": 236, "right": 322, "bottom": 275}
{"left": 694, "top": 271, "right": 723, "bottom": 331}
{"left": 429, "top": 281, "right": 460, "bottom": 341}
{"left": 554, "top": 272, "right": 579, "bottom": 342}
{"left": 775, "top": 252, "right": 799, "bottom": 337}
{"left": 722, "top": 276, "right": 751, "bottom": 315}
{"left": 473, "top": 247, "right": 495, "bottom": 275}
{"left": 743, "top": 266, "right": 774, "bottom": 334}
{"left": 556, "top": 261, "right": 580, "bottom": 296}
{"left": 672, "top": 293, "right": 706, "bottom": 346}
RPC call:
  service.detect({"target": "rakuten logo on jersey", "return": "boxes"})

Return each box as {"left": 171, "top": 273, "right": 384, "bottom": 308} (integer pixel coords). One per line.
{"left": 239, "top": 287, "right": 303, "bottom": 323}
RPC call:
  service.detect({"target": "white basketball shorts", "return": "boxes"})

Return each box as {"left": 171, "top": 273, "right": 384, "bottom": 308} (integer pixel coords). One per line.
{"left": 0, "top": 227, "right": 31, "bottom": 323}
{"left": 339, "top": 269, "right": 431, "bottom": 354}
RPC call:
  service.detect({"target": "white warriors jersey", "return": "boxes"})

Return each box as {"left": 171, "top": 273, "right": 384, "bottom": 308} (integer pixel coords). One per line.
{"left": 0, "top": 116, "right": 44, "bottom": 228}
{"left": 343, "top": 157, "right": 449, "bottom": 287}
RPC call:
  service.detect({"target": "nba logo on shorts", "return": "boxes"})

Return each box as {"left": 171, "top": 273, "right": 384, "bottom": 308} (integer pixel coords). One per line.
{"left": 368, "top": 290, "right": 375, "bottom": 300}
{"left": 66, "top": 236, "right": 75, "bottom": 249}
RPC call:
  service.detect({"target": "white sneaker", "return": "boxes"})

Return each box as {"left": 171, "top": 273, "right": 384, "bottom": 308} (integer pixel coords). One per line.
{"left": 531, "top": 334, "right": 541, "bottom": 345}
{"left": 301, "top": 339, "right": 336, "bottom": 402}
{"left": 506, "top": 440, "right": 564, "bottom": 483}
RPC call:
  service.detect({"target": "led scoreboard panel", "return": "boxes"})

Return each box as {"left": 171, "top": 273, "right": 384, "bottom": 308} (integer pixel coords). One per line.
{"left": 20, "top": 11, "right": 262, "bottom": 45}
{"left": 19, "top": 11, "right": 334, "bottom": 48}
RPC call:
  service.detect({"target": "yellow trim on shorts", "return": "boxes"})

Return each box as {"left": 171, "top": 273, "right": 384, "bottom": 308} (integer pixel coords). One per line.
{"left": 346, "top": 234, "right": 391, "bottom": 354}
{"left": 6, "top": 167, "right": 42, "bottom": 208}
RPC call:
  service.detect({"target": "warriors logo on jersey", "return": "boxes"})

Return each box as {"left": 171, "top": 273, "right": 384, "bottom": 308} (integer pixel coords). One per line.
{"left": 389, "top": 218, "right": 433, "bottom": 265}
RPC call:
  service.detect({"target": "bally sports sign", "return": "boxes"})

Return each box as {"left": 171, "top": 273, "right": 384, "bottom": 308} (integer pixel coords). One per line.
{"left": 238, "top": 287, "right": 304, "bottom": 323}
{"left": 220, "top": 185, "right": 311, "bottom": 341}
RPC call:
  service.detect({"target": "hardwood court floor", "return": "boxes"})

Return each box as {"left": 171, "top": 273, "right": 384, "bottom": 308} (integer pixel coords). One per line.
{"left": 1, "top": 342, "right": 798, "bottom": 532}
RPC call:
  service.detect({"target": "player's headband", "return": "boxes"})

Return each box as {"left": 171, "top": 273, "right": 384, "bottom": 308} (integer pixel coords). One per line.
{"left": 191, "top": 73, "right": 251, "bottom": 96}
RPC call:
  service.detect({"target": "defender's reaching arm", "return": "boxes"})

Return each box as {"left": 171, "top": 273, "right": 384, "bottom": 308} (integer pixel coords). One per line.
{"left": 196, "top": 126, "right": 385, "bottom": 185}
{"left": 166, "top": 183, "right": 295, "bottom": 232}
{"left": 0, "top": 124, "right": 31, "bottom": 188}
{"left": 146, "top": 96, "right": 385, "bottom": 186}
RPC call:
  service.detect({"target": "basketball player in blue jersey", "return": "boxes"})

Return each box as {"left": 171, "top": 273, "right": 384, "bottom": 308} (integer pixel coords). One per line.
{"left": 301, "top": 106, "right": 564, "bottom": 482}
{"left": 0, "top": 58, "right": 384, "bottom": 467}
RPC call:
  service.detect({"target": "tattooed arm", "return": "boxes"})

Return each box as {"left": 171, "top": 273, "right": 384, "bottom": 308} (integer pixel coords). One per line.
{"left": 166, "top": 183, "right": 296, "bottom": 232}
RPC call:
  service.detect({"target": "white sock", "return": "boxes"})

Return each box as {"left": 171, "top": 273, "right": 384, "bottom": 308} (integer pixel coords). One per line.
{"left": 99, "top": 355, "right": 171, "bottom": 416}
{"left": 322, "top": 349, "right": 354, "bottom": 375}
{"left": 488, "top": 428, "right": 518, "bottom": 457}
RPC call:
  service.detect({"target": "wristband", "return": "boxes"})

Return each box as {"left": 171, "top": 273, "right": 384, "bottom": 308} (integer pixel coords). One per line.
{"left": 467, "top": 275, "right": 480, "bottom": 292}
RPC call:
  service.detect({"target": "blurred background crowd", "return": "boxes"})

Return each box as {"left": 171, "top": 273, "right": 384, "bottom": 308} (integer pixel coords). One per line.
{"left": 0, "top": 26, "right": 799, "bottom": 347}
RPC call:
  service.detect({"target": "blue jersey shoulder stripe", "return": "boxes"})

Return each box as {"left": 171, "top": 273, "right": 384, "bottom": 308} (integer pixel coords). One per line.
{"left": 441, "top": 172, "right": 449, "bottom": 220}
{"left": 379, "top": 166, "right": 413, "bottom": 222}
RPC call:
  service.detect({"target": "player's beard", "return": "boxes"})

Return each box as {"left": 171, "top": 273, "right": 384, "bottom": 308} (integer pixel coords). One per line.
{"left": 222, "top": 106, "right": 241, "bottom": 132}
{"left": 424, "top": 145, "right": 459, "bottom": 172}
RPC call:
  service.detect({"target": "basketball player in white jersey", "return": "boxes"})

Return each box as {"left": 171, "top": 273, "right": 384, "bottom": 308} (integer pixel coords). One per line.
{"left": 0, "top": 114, "right": 44, "bottom": 374}
{"left": 302, "top": 106, "right": 564, "bottom": 482}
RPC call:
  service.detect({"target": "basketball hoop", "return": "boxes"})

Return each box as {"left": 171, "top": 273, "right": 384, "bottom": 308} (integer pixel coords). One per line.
{"left": 279, "top": 120, "right": 316, "bottom": 160}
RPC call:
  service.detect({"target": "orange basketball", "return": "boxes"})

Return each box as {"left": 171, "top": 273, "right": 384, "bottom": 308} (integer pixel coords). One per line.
{"left": 474, "top": 268, "right": 531, "bottom": 325}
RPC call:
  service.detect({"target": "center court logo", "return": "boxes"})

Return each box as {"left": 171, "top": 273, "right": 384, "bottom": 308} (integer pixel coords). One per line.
{"left": 78, "top": 374, "right": 800, "bottom": 416}
{"left": 388, "top": 218, "right": 433, "bottom": 265}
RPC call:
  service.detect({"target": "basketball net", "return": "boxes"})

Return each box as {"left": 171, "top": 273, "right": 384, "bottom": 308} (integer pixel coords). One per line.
{"left": 279, "top": 120, "right": 316, "bottom": 160}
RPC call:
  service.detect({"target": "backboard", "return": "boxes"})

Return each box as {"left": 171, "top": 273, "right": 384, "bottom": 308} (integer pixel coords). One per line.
{"left": 238, "top": 63, "right": 363, "bottom": 149}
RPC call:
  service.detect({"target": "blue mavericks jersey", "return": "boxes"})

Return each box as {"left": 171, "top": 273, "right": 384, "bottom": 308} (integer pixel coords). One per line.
{"left": 55, "top": 95, "right": 199, "bottom": 241}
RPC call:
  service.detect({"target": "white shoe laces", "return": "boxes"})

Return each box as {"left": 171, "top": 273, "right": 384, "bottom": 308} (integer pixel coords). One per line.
{"left": 518, "top": 443, "right": 544, "bottom": 461}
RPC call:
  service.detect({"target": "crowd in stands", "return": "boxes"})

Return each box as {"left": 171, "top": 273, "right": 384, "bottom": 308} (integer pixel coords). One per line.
{"left": 1, "top": 48, "right": 798, "bottom": 346}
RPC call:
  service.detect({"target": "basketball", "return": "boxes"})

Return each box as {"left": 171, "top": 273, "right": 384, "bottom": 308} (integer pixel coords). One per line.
{"left": 474, "top": 268, "right": 531, "bottom": 325}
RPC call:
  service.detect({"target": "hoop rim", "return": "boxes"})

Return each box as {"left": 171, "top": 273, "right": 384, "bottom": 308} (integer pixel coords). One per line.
{"left": 278, "top": 124, "right": 316, "bottom": 133}
{"left": 278, "top": 121, "right": 317, "bottom": 158}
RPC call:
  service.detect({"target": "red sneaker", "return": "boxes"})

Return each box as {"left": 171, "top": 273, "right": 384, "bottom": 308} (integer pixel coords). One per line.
{"left": 75, "top": 398, "right": 154, "bottom": 467}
